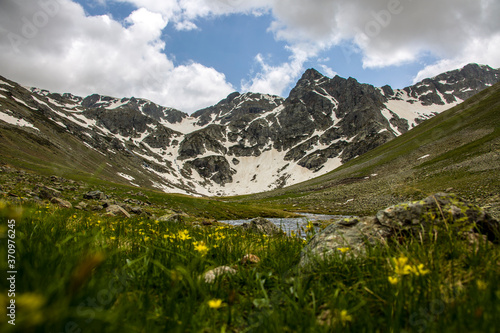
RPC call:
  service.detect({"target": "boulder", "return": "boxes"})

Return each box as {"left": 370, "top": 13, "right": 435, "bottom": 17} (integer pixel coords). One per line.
{"left": 105, "top": 205, "right": 131, "bottom": 218}
{"left": 38, "top": 186, "right": 61, "bottom": 199}
{"left": 50, "top": 197, "right": 72, "bottom": 209}
{"left": 203, "top": 266, "right": 237, "bottom": 284}
{"left": 158, "top": 213, "right": 184, "bottom": 223}
{"left": 239, "top": 217, "right": 282, "bottom": 236}
{"left": 84, "top": 190, "right": 105, "bottom": 200}
{"left": 299, "top": 193, "right": 499, "bottom": 267}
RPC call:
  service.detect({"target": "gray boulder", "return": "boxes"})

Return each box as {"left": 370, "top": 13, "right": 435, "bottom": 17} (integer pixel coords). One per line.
{"left": 239, "top": 217, "right": 282, "bottom": 236}
{"left": 38, "top": 186, "right": 61, "bottom": 199}
{"left": 84, "top": 190, "right": 106, "bottom": 200}
{"left": 299, "top": 193, "right": 499, "bottom": 267}
{"left": 105, "top": 205, "right": 131, "bottom": 218}
{"left": 158, "top": 213, "right": 184, "bottom": 223}
{"left": 50, "top": 197, "right": 72, "bottom": 209}
{"left": 202, "top": 266, "right": 237, "bottom": 284}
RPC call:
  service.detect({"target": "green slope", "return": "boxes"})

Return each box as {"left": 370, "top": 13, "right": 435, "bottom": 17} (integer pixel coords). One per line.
{"left": 230, "top": 82, "right": 500, "bottom": 218}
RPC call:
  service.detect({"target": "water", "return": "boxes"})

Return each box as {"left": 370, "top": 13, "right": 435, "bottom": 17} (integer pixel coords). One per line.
{"left": 220, "top": 213, "right": 350, "bottom": 235}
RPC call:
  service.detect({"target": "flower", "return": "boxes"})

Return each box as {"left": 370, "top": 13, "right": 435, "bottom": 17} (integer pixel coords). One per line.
{"left": 194, "top": 241, "right": 209, "bottom": 256}
{"left": 409, "top": 263, "right": 430, "bottom": 276}
{"left": 388, "top": 276, "right": 399, "bottom": 285}
{"left": 391, "top": 255, "right": 430, "bottom": 277}
{"left": 340, "top": 310, "right": 352, "bottom": 325}
{"left": 177, "top": 229, "right": 191, "bottom": 241}
{"left": 338, "top": 247, "right": 350, "bottom": 253}
{"left": 392, "top": 256, "right": 412, "bottom": 275}
{"left": 477, "top": 280, "right": 487, "bottom": 290}
{"left": 208, "top": 299, "right": 223, "bottom": 309}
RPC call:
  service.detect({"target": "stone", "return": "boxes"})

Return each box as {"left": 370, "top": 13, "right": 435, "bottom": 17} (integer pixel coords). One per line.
{"left": 130, "top": 206, "right": 143, "bottom": 215}
{"left": 299, "top": 193, "right": 499, "bottom": 268}
{"left": 83, "top": 190, "right": 105, "bottom": 200}
{"left": 38, "top": 186, "right": 61, "bottom": 199}
{"left": 240, "top": 254, "right": 261, "bottom": 265}
{"left": 50, "top": 197, "right": 72, "bottom": 209}
{"left": 105, "top": 205, "right": 131, "bottom": 218}
{"left": 202, "top": 266, "right": 237, "bottom": 283}
{"left": 158, "top": 213, "right": 183, "bottom": 223}
{"left": 75, "top": 201, "right": 87, "bottom": 210}
{"left": 239, "top": 217, "right": 282, "bottom": 236}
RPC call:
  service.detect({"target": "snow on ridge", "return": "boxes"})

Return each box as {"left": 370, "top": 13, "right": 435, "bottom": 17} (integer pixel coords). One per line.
{"left": 117, "top": 172, "right": 135, "bottom": 181}
{"left": 163, "top": 116, "right": 204, "bottom": 134}
{"left": 0, "top": 80, "right": 14, "bottom": 87}
{"left": 12, "top": 96, "right": 37, "bottom": 110}
{"left": 0, "top": 110, "right": 39, "bottom": 131}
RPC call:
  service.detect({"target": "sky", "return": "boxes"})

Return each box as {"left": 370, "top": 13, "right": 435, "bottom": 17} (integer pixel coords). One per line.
{"left": 0, "top": 0, "right": 499, "bottom": 113}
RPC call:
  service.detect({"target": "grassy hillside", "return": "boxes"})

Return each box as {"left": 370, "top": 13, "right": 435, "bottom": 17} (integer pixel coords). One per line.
{"left": 231, "top": 82, "right": 500, "bottom": 219}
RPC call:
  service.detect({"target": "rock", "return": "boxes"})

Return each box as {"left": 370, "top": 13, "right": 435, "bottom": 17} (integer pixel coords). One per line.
{"left": 50, "top": 197, "right": 72, "bottom": 209}
{"left": 375, "top": 193, "right": 499, "bottom": 240}
{"left": 75, "top": 201, "right": 87, "bottom": 210}
{"left": 130, "top": 206, "right": 143, "bottom": 215}
{"left": 83, "top": 190, "right": 105, "bottom": 200}
{"left": 105, "top": 205, "right": 131, "bottom": 218}
{"left": 203, "top": 266, "right": 237, "bottom": 283}
{"left": 299, "top": 193, "right": 499, "bottom": 268}
{"left": 240, "top": 254, "right": 261, "bottom": 265}
{"left": 239, "top": 217, "right": 282, "bottom": 236}
{"left": 38, "top": 186, "right": 61, "bottom": 199}
{"left": 158, "top": 213, "right": 183, "bottom": 223}
{"left": 90, "top": 205, "right": 104, "bottom": 211}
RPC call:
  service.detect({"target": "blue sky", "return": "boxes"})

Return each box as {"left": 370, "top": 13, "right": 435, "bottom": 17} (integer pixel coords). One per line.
{"left": 0, "top": 0, "right": 499, "bottom": 112}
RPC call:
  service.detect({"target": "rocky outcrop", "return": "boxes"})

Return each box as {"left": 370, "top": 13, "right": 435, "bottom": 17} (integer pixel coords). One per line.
{"left": 299, "top": 193, "right": 499, "bottom": 267}
{"left": 238, "top": 217, "right": 282, "bottom": 236}
{"left": 183, "top": 155, "right": 235, "bottom": 185}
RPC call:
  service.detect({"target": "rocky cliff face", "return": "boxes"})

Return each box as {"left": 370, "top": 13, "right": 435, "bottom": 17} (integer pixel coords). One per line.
{"left": 1, "top": 64, "right": 499, "bottom": 196}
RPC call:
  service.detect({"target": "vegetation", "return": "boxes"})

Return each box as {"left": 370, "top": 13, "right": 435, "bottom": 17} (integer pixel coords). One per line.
{"left": 1, "top": 200, "right": 499, "bottom": 332}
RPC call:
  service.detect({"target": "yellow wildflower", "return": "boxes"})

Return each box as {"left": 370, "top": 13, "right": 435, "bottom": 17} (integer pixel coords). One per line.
{"left": 177, "top": 229, "right": 191, "bottom": 241}
{"left": 338, "top": 247, "right": 350, "bottom": 253}
{"left": 388, "top": 276, "right": 399, "bottom": 285}
{"left": 194, "top": 241, "right": 209, "bottom": 256}
{"left": 340, "top": 310, "right": 352, "bottom": 325}
{"left": 208, "top": 299, "right": 223, "bottom": 309}
{"left": 409, "top": 263, "right": 430, "bottom": 276}
{"left": 392, "top": 256, "right": 412, "bottom": 275}
{"left": 477, "top": 280, "right": 487, "bottom": 290}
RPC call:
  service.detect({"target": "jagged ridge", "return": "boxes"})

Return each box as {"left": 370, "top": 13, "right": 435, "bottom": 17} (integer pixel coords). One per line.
{"left": 0, "top": 63, "right": 499, "bottom": 196}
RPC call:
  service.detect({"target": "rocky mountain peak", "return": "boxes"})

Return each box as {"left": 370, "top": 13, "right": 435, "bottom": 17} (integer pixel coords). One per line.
{"left": 1, "top": 63, "right": 499, "bottom": 196}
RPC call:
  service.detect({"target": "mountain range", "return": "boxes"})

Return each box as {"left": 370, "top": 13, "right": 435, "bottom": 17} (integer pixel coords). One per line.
{"left": 1, "top": 63, "right": 499, "bottom": 196}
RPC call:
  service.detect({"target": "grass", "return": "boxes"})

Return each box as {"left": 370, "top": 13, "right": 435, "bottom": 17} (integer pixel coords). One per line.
{"left": 227, "top": 82, "right": 500, "bottom": 218}
{"left": 1, "top": 200, "right": 499, "bottom": 332}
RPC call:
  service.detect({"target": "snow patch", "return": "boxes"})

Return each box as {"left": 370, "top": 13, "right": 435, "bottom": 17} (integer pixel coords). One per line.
{"left": 0, "top": 80, "right": 14, "bottom": 87}
{"left": 117, "top": 172, "right": 135, "bottom": 181}
{"left": 0, "top": 111, "right": 39, "bottom": 130}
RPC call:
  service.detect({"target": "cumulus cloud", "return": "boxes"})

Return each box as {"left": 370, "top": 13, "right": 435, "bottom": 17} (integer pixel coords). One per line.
{"left": 1, "top": 0, "right": 498, "bottom": 112}
{"left": 263, "top": 0, "right": 500, "bottom": 81}
{"left": 0, "top": 0, "right": 234, "bottom": 112}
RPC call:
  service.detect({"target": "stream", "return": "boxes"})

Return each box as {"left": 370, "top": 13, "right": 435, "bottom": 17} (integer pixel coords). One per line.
{"left": 220, "top": 213, "right": 350, "bottom": 236}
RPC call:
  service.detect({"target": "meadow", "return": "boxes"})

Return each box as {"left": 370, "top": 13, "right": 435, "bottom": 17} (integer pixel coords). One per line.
{"left": 1, "top": 199, "right": 499, "bottom": 332}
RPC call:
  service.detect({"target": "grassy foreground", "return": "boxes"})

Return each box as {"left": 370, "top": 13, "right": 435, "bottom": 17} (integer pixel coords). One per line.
{"left": 1, "top": 200, "right": 499, "bottom": 332}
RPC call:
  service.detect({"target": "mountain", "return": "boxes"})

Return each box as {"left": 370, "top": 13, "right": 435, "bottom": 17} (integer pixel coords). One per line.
{"left": 1, "top": 63, "right": 499, "bottom": 196}
{"left": 236, "top": 81, "right": 500, "bottom": 219}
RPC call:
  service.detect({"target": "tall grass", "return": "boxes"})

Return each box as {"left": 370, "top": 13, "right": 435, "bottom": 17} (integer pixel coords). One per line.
{"left": 1, "top": 200, "right": 499, "bottom": 332}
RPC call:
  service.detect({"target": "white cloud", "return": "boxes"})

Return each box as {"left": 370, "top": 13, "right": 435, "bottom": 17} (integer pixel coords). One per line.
{"left": 318, "top": 64, "right": 337, "bottom": 78}
{"left": 241, "top": 45, "right": 311, "bottom": 96}
{"left": 0, "top": 0, "right": 234, "bottom": 113}
{"left": 1, "top": 0, "right": 498, "bottom": 114}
